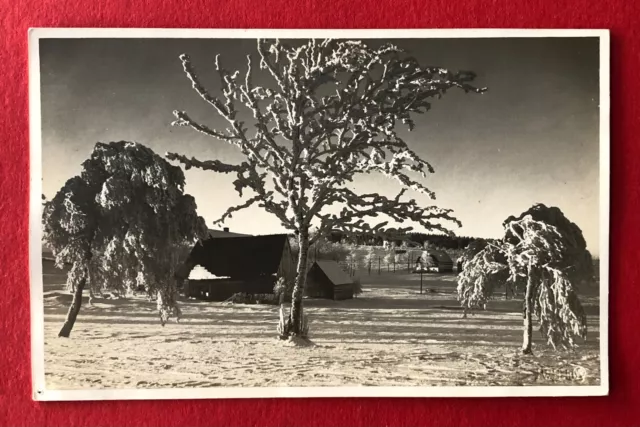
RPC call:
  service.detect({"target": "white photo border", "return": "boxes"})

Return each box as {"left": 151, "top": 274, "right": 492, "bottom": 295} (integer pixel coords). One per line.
{"left": 28, "top": 28, "right": 610, "bottom": 401}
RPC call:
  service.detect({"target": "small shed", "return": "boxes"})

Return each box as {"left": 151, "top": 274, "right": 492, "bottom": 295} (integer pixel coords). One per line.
{"left": 305, "top": 260, "right": 354, "bottom": 301}
{"left": 420, "top": 250, "right": 454, "bottom": 273}
{"left": 179, "top": 233, "right": 294, "bottom": 301}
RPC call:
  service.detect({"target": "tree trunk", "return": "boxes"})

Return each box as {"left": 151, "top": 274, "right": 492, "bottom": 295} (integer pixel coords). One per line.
{"left": 58, "top": 278, "right": 86, "bottom": 338}
{"left": 288, "top": 229, "right": 310, "bottom": 336}
{"left": 157, "top": 285, "right": 180, "bottom": 326}
{"left": 522, "top": 265, "right": 535, "bottom": 355}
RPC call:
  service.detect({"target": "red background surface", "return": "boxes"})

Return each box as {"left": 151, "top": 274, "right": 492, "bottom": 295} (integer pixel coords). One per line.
{"left": 1, "top": 0, "right": 638, "bottom": 425}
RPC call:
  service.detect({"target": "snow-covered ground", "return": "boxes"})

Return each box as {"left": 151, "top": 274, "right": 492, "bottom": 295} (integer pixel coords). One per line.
{"left": 42, "top": 265, "right": 601, "bottom": 389}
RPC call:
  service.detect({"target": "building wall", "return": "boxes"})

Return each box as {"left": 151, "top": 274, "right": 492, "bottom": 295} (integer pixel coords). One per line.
{"left": 185, "top": 241, "right": 293, "bottom": 301}
{"left": 304, "top": 264, "right": 332, "bottom": 299}
{"left": 304, "top": 264, "right": 354, "bottom": 300}
{"left": 185, "top": 277, "right": 276, "bottom": 301}
{"left": 333, "top": 283, "right": 354, "bottom": 301}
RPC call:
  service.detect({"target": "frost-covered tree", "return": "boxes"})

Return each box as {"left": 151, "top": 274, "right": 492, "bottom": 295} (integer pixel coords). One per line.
{"left": 168, "top": 39, "right": 485, "bottom": 337}
{"left": 457, "top": 204, "right": 592, "bottom": 354}
{"left": 383, "top": 250, "right": 395, "bottom": 271}
{"left": 273, "top": 276, "right": 293, "bottom": 304}
{"left": 43, "top": 141, "right": 207, "bottom": 337}
{"left": 503, "top": 204, "right": 595, "bottom": 289}
{"left": 395, "top": 251, "right": 408, "bottom": 269}
{"left": 364, "top": 246, "right": 377, "bottom": 273}
{"left": 457, "top": 239, "right": 510, "bottom": 316}
{"left": 458, "top": 238, "right": 515, "bottom": 302}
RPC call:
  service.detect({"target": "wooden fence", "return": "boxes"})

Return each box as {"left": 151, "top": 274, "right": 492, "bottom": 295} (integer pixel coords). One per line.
{"left": 337, "top": 256, "right": 458, "bottom": 277}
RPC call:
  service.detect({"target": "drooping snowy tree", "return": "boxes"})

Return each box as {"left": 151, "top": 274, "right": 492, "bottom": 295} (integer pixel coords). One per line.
{"left": 457, "top": 204, "right": 593, "bottom": 353}
{"left": 457, "top": 239, "right": 510, "bottom": 316}
{"left": 43, "top": 141, "right": 207, "bottom": 337}
{"left": 168, "top": 39, "right": 485, "bottom": 338}
{"left": 503, "top": 204, "right": 595, "bottom": 289}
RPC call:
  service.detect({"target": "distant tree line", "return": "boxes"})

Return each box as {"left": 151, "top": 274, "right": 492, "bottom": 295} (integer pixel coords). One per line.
{"left": 319, "top": 230, "right": 484, "bottom": 250}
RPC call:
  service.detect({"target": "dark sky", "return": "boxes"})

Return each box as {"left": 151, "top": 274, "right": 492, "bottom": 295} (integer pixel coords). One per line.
{"left": 39, "top": 37, "right": 601, "bottom": 252}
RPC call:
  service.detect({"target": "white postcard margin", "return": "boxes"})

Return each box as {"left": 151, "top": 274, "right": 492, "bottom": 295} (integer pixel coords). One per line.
{"left": 28, "top": 28, "right": 610, "bottom": 401}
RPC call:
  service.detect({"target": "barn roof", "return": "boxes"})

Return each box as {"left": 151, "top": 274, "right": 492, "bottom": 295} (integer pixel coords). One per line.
{"left": 313, "top": 260, "right": 353, "bottom": 286}
{"left": 206, "top": 229, "right": 251, "bottom": 238}
{"left": 425, "top": 250, "right": 453, "bottom": 264}
{"left": 189, "top": 234, "right": 288, "bottom": 278}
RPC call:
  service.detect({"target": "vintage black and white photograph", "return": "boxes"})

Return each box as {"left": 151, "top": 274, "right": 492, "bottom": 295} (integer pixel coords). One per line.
{"left": 29, "top": 29, "right": 609, "bottom": 400}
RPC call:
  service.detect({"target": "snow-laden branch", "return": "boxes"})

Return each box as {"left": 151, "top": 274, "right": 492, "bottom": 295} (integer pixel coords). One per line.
{"left": 166, "top": 152, "right": 249, "bottom": 173}
{"left": 171, "top": 111, "right": 238, "bottom": 142}
{"left": 214, "top": 194, "right": 263, "bottom": 224}
{"left": 170, "top": 38, "right": 486, "bottom": 240}
{"left": 166, "top": 153, "right": 292, "bottom": 229}
{"left": 172, "top": 54, "right": 288, "bottom": 178}
{"left": 457, "top": 242, "right": 509, "bottom": 310}
{"left": 310, "top": 187, "right": 460, "bottom": 244}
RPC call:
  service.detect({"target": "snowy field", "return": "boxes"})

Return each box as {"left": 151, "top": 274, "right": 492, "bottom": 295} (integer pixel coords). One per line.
{"left": 42, "top": 263, "right": 601, "bottom": 389}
